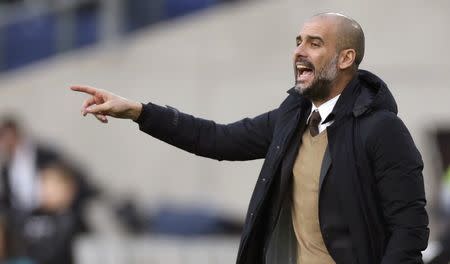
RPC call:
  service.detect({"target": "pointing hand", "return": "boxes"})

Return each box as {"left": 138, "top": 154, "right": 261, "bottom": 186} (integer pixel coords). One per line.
{"left": 70, "top": 86, "right": 142, "bottom": 123}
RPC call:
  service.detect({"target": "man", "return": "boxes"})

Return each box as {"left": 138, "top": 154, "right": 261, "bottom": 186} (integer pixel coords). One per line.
{"left": 0, "top": 118, "right": 97, "bottom": 217}
{"left": 72, "top": 13, "right": 429, "bottom": 264}
{"left": 0, "top": 118, "right": 45, "bottom": 212}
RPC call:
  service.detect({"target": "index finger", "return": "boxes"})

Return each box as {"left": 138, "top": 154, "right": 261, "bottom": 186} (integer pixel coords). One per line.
{"left": 70, "top": 85, "right": 99, "bottom": 96}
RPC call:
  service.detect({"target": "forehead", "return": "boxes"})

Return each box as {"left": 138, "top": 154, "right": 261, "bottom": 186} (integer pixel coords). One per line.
{"left": 298, "top": 17, "right": 338, "bottom": 41}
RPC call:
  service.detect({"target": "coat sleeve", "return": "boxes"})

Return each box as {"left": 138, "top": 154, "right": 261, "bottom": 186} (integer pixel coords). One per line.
{"left": 367, "top": 112, "right": 429, "bottom": 264}
{"left": 134, "top": 102, "right": 278, "bottom": 161}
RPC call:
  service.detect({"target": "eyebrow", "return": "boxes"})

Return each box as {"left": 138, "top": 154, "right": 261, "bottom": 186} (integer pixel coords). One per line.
{"left": 296, "top": 35, "right": 325, "bottom": 44}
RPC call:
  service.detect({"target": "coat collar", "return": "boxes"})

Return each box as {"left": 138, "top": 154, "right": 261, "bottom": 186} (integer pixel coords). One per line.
{"left": 286, "top": 75, "right": 359, "bottom": 124}
{"left": 286, "top": 69, "right": 398, "bottom": 124}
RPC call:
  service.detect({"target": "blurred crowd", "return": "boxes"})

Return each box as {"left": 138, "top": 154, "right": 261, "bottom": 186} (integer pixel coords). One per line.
{"left": 0, "top": 117, "right": 99, "bottom": 264}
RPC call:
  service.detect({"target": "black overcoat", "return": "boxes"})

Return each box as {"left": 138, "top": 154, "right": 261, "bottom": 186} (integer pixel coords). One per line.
{"left": 136, "top": 69, "right": 429, "bottom": 264}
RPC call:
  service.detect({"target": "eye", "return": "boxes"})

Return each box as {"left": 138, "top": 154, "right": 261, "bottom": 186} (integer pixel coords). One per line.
{"left": 296, "top": 40, "right": 302, "bottom": 47}
{"left": 311, "top": 42, "right": 320, "bottom": 47}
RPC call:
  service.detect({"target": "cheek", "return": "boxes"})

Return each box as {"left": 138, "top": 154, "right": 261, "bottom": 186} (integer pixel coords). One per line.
{"left": 308, "top": 52, "right": 324, "bottom": 67}
{"left": 313, "top": 48, "right": 336, "bottom": 67}
{"left": 312, "top": 58, "right": 324, "bottom": 71}
{"left": 316, "top": 55, "right": 334, "bottom": 70}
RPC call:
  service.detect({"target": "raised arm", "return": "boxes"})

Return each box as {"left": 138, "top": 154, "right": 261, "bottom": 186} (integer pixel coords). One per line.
{"left": 71, "top": 86, "right": 278, "bottom": 161}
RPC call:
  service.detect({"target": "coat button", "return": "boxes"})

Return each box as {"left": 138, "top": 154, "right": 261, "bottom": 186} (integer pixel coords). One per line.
{"left": 250, "top": 212, "right": 254, "bottom": 217}
{"left": 276, "top": 145, "right": 280, "bottom": 150}
{"left": 262, "top": 178, "right": 266, "bottom": 182}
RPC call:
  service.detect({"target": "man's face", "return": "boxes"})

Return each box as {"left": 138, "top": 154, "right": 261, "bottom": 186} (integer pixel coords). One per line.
{"left": 293, "top": 17, "right": 340, "bottom": 101}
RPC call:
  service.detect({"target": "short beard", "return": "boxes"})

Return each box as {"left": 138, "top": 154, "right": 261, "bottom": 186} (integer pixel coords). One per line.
{"left": 296, "top": 54, "right": 338, "bottom": 102}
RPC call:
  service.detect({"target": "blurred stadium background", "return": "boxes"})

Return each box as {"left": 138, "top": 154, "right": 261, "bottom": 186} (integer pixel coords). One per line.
{"left": 0, "top": 0, "right": 449, "bottom": 263}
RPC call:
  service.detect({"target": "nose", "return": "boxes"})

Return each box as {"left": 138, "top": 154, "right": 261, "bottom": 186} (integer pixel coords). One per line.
{"left": 293, "top": 43, "right": 307, "bottom": 61}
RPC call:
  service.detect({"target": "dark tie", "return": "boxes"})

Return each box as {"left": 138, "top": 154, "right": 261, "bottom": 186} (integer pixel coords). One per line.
{"left": 309, "top": 110, "right": 322, "bottom": 137}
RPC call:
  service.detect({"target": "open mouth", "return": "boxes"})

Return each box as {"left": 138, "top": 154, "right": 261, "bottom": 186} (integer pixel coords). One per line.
{"left": 296, "top": 63, "right": 314, "bottom": 83}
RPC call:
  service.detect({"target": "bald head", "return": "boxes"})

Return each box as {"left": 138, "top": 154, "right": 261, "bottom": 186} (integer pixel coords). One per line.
{"left": 310, "top": 13, "right": 365, "bottom": 67}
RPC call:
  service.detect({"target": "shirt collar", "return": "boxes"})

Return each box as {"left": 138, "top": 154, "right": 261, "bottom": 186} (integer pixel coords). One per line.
{"left": 307, "top": 94, "right": 341, "bottom": 124}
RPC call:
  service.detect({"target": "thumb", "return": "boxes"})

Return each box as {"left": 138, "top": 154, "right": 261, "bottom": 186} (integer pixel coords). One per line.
{"left": 86, "top": 102, "right": 111, "bottom": 115}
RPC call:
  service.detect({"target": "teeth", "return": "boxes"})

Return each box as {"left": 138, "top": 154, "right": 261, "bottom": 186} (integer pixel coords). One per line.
{"left": 296, "top": 65, "right": 310, "bottom": 70}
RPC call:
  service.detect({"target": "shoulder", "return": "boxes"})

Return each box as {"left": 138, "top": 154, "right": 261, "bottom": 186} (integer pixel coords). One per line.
{"left": 359, "top": 110, "right": 406, "bottom": 136}
{"left": 358, "top": 110, "right": 419, "bottom": 158}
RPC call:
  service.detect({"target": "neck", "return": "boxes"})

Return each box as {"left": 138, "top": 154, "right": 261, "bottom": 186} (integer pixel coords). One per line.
{"left": 312, "top": 71, "right": 356, "bottom": 107}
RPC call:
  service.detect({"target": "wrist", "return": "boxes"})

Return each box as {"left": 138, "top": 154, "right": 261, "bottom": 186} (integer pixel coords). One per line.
{"left": 130, "top": 101, "right": 143, "bottom": 121}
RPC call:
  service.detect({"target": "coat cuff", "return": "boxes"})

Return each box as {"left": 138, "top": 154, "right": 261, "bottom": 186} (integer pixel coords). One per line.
{"left": 133, "top": 102, "right": 178, "bottom": 135}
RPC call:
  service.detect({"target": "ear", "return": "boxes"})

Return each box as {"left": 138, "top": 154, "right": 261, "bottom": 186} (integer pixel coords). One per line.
{"left": 338, "top": 49, "right": 356, "bottom": 70}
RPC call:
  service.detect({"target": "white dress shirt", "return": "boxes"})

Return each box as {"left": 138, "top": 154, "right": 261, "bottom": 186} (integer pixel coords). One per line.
{"left": 307, "top": 94, "right": 341, "bottom": 134}
{"left": 8, "top": 140, "right": 40, "bottom": 211}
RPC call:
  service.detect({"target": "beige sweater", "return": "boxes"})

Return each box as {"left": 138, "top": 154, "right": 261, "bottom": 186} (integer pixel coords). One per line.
{"left": 291, "top": 130, "right": 335, "bottom": 264}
